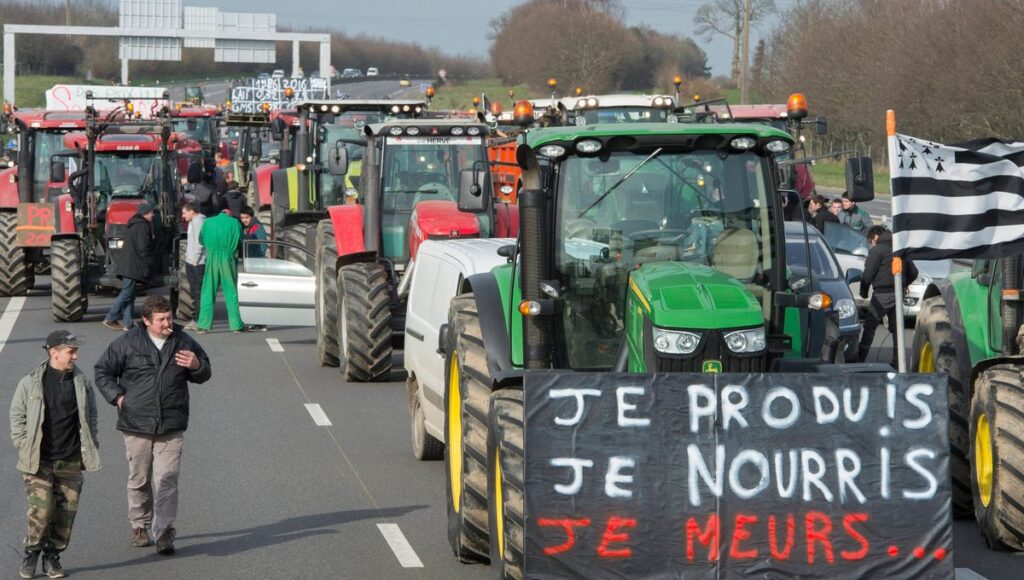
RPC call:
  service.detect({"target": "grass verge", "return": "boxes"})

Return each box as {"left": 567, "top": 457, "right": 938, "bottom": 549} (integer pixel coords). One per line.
{"left": 429, "top": 78, "right": 540, "bottom": 111}
{"left": 0, "top": 75, "right": 97, "bottom": 108}
{"left": 810, "top": 159, "right": 891, "bottom": 195}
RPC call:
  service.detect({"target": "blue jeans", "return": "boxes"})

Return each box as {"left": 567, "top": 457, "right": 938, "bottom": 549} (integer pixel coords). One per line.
{"left": 105, "top": 278, "right": 137, "bottom": 327}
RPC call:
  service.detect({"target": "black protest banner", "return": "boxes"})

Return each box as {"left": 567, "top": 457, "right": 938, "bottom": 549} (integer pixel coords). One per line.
{"left": 229, "top": 77, "right": 329, "bottom": 113}
{"left": 524, "top": 372, "right": 952, "bottom": 579}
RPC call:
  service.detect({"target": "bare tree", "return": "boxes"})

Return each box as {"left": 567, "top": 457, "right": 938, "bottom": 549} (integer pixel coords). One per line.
{"left": 694, "top": 0, "right": 776, "bottom": 83}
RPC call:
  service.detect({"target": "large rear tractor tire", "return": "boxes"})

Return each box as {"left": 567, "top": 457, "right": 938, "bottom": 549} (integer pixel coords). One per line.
{"left": 0, "top": 212, "right": 31, "bottom": 296}
{"left": 911, "top": 296, "right": 972, "bottom": 518}
{"left": 970, "top": 364, "right": 1024, "bottom": 550}
{"left": 174, "top": 239, "right": 196, "bottom": 321}
{"left": 444, "top": 294, "right": 491, "bottom": 563}
{"left": 315, "top": 219, "right": 340, "bottom": 366}
{"left": 411, "top": 381, "right": 444, "bottom": 460}
{"left": 280, "top": 223, "right": 315, "bottom": 272}
{"left": 50, "top": 237, "right": 87, "bottom": 322}
{"left": 488, "top": 388, "right": 525, "bottom": 580}
{"left": 336, "top": 262, "right": 392, "bottom": 382}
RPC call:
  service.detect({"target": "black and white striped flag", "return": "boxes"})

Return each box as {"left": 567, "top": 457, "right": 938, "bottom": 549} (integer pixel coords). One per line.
{"left": 890, "top": 134, "right": 1024, "bottom": 259}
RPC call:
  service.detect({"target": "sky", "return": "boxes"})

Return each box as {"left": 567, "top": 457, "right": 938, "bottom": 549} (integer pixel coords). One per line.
{"left": 187, "top": 0, "right": 797, "bottom": 77}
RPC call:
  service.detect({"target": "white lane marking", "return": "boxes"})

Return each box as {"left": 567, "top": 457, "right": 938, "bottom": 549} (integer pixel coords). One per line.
{"left": 304, "top": 404, "right": 332, "bottom": 426}
{"left": 955, "top": 569, "right": 989, "bottom": 580}
{"left": 0, "top": 296, "right": 26, "bottom": 354}
{"left": 377, "top": 523, "right": 423, "bottom": 568}
{"left": 266, "top": 338, "right": 284, "bottom": 352}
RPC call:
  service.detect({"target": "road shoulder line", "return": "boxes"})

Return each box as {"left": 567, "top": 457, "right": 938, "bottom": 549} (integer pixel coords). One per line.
{"left": 0, "top": 296, "right": 26, "bottom": 354}
{"left": 377, "top": 523, "right": 424, "bottom": 568}
{"left": 304, "top": 403, "right": 333, "bottom": 426}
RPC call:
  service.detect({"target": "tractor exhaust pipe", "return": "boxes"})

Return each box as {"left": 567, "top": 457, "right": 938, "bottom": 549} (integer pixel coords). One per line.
{"left": 1002, "top": 255, "right": 1021, "bottom": 356}
{"left": 362, "top": 128, "right": 381, "bottom": 255}
{"left": 295, "top": 108, "right": 311, "bottom": 212}
{"left": 519, "top": 187, "right": 552, "bottom": 369}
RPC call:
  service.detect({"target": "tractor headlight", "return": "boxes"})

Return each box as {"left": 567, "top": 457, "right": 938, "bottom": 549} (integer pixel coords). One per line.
{"left": 765, "top": 139, "right": 791, "bottom": 153}
{"left": 388, "top": 127, "right": 403, "bottom": 136}
{"left": 108, "top": 238, "right": 124, "bottom": 249}
{"left": 723, "top": 327, "right": 766, "bottom": 353}
{"left": 467, "top": 127, "right": 481, "bottom": 136}
{"left": 834, "top": 298, "right": 857, "bottom": 321}
{"left": 652, "top": 327, "right": 701, "bottom": 355}
{"left": 730, "top": 137, "right": 757, "bottom": 150}
{"left": 406, "top": 127, "right": 420, "bottom": 136}
{"left": 575, "top": 139, "right": 602, "bottom": 154}
{"left": 450, "top": 126, "right": 465, "bottom": 136}
{"left": 538, "top": 145, "right": 566, "bottom": 158}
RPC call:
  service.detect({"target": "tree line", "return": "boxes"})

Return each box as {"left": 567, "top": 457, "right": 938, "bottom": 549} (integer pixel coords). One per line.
{"left": 758, "top": 0, "right": 1024, "bottom": 160}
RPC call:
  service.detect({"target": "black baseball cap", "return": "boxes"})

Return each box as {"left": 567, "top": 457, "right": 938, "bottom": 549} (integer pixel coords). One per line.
{"left": 44, "top": 330, "right": 83, "bottom": 350}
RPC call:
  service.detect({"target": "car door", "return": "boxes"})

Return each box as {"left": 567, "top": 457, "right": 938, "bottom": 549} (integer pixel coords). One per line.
{"left": 237, "top": 240, "right": 316, "bottom": 326}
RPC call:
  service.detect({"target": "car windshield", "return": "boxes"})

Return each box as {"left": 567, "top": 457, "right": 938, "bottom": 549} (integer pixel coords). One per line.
{"left": 786, "top": 235, "right": 841, "bottom": 279}
{"left": 556, "top": 148, "right": 777, "bottom": 369}
{"left": 823, "top": 222, "right": 870, "bottom": 256}
{"left": 94, "top": 152, "right": 162, "bottom": 200}
{"left": 580, "top": 107, "right": 669, "bottom": 125}
{"left": 172, "top": 117, "right": 213, "bottom": 146}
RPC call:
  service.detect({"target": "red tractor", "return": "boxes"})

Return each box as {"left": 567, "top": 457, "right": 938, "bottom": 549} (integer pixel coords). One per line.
{"left": 45, "top": 98, "right": 187, "bottom": 322}
{"left": 312, "top": 116, "right": 518, "bottom": 381}
{"left": 168, "top": 103, "right": 221, "bottom": 166}
{"left": 0, "top": 110, "right": 88, "bottom": 297}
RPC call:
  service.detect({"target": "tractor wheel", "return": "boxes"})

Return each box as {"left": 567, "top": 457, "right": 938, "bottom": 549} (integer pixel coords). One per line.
{"left": 411, "top": 380, "right": 444, "bottom": 460}
{"left": 280, "top": 223, "right": 315, "bottom": 271}
{"left": 488, "top": 387, "right": 525, "bottom": 580}
{"left": 174, "top": 239, "right": 196, "bottom": 322}
{"left": 912, "top": 296, "right": 972, "bottom": 517}
{"left": 315, "top": 220, "right": 340, "bottom": 366}
{"left": 336, "top": 262, "right": 392, "bottom": 382}
{"left": 970, "top": 364, "right": 1024, "bottom": 550}
{"left": 444, "top": 293, "right": 491, "bottom": 563}
{"left": 0, "top": 212, "right": 30, "bottom": 296}
{"left": 50, "top": 237, "right": 87, "bottom": 322}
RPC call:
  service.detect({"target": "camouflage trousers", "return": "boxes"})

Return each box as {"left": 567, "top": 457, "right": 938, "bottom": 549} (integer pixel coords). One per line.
{"left": 23, "top": 456, "right": 84, "bottom": 553}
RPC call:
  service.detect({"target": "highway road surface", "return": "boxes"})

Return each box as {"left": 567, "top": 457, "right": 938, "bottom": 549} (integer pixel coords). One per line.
{"left": 0, "top": 281, "right": 1014, "bottom": 579}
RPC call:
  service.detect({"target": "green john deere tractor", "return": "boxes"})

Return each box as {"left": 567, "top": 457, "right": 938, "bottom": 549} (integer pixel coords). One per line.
{"left": 913, "top": 255, "right": 1024, "bottom": 549}
{"left": 441, "top": 122, "right": 879, "bottom": 576}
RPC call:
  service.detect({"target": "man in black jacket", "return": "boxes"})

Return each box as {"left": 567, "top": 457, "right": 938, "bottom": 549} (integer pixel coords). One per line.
{"left": 857, "top": 225, "right": 918, "bottom": 366}
{"left": 103, "top": 203, "right": 154, "bottom": 331}
{"left": 95, "top": 295, "right": 212, "bottom": 555}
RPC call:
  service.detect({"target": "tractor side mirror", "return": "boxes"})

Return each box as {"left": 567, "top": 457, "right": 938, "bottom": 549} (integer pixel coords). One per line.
{"left": 327, "top": 147, "right": 348, "bottom": 176}
{"left": 249, "top": 136, "right": 263, "bottom": 158}
{"left": 815, "top": 116, "right": 828, "bottom": 136}
{"left": 845, "top": 267, "right": 863, "bottom": 285}
{"left": 845, "top": 157, "right": 874, "bottom": 202}
{"left": 270, "top": 118, "right": 285, "bottom": 141}
{"left": 458, "top": 168, "right": 488, "bottom": 213}
{"left": 50, "top": 160, "right": 66, "bottom": 183}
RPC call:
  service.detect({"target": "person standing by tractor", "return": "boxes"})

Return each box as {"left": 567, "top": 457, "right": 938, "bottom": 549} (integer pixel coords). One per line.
{"left": 840, "top": 191, "right": 873, "bottom": 235}
{"left": 94, "top": 296, "right": 211, "bottom": 555}
{"left": 196, "top": 210, "right": 265, "bottom": 333}
{"left": 807, "top": 193, "right": 838, "bottom": 233}
{"left": 103, "top": 203, "right": 154, "bottom": 332}
{"left": 239, "top": 206, "right": 268, "bottom": 258}
{"left": 181, "top": 202, "right": 206, "bottom": 332}
{"left": 10, "top": 330, "right": 101, "bottom": 579}
{"left": 858, "top": 225, "right": 917, "bottom": 366}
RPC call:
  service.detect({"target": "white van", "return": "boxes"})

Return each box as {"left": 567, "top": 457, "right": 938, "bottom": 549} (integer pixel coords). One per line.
{"left": 366, "top": 67, "right": 379, "bottom": 77}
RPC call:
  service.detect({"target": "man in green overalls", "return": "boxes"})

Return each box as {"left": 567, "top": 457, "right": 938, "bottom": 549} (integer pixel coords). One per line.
{"left": 196, "top": 210, "right": 265, "bottom": 333}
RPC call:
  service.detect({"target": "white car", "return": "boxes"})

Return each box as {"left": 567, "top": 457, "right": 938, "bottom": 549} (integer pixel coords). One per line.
{"left": 271, "top": 69, "right": 285, "bottom": 79}
{"left": 824, "top": 223, "right": 950, "bottom": 319}
{"left": 366, "top": 67, "right": 379, "bottom": 77}
{"left": 404, "top": 238, "right": 514, "bottom": 460}
{"left": 235, "top": 240, "right": 316, "bottom": 327}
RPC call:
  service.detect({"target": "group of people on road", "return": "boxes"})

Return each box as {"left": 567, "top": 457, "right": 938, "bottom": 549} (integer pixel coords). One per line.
{"left": 11, "top": 295, "right": 212, "bottom": 578}
{"left": 802, "top": 191, "right": 872, "bottom": 234}
{"left": 103, "top": 160, "right": 268, "bottom": 335}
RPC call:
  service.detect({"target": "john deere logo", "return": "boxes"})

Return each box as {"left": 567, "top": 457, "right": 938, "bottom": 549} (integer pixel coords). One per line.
{"left": 702, "top": 360, "right": 723, "bottom": 373}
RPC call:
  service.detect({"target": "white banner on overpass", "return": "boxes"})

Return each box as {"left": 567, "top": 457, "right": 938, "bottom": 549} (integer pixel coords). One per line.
{"left": 45, "top": 85, "right": 170, "bottom": 118}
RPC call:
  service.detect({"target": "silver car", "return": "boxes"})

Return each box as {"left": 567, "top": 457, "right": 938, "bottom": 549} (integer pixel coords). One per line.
{"left": 824, "top": 223, "right": 950, "bottom": 319}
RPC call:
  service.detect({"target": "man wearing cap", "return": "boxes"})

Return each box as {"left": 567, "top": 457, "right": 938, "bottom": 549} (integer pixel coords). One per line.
{"left": 103, "top": 202, "right": 155, "bottom": 331}
{"left": 10, "top": 331, "right": 101, "bottom": 579}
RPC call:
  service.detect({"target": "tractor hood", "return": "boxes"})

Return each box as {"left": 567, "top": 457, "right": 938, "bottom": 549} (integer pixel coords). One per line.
{"left": 105, "top": 199, "right": 147, "bottom": 227}
{"left": 631, "top": 261, "right": 764, "bottom": 330}
{"left": 408, "top": 200, "right": 480, "bottom": 258}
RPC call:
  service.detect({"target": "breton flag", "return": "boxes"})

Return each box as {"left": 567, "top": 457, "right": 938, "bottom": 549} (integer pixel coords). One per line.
{"left": 889, "top": 133, "right": 1024, "bottom": 259}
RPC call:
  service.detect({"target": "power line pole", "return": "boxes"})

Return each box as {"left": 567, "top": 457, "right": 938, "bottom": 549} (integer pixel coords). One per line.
{"left": 740, "top": 0, "right": 751, "bottom": 104}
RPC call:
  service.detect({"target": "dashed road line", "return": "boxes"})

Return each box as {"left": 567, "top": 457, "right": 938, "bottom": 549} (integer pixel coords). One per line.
{"left": 304, "top": 403, "right": 333, "bottom": 426}
{"left": 377, "top": 523, "right": 424, "bottom": 568}
{"left": 0, "top": 296, "right": 25, "bottom": 354}
{"left": 955, "top": 569, "right": 989, "bottom": 580}
{"left": 266, "top": 338, "right": 284, "bottom": 352}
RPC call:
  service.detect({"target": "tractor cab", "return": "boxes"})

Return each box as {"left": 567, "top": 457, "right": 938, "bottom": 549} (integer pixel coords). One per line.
{"left": 565, "top": 93, "right": 677, "bottom": 126}
{"left": 2, "top": 111, "right": 88, "bottom": 204}
{"left": 169, "top": 103, "right": 220, "bottom": 158}
{"left": 364, "top": 119, "right": 493, "bottom": 265}
{"left": 511, "top": 123, "right": 794, "bottom": 371}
